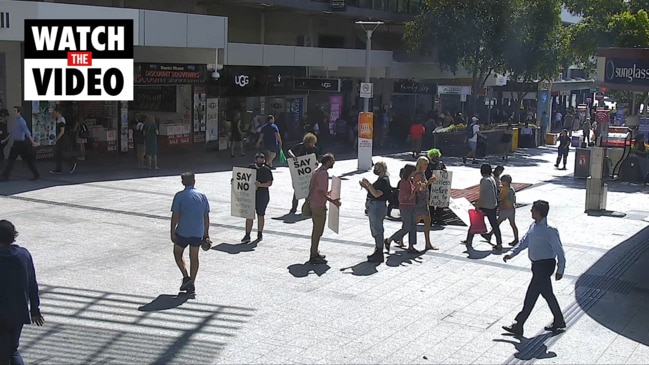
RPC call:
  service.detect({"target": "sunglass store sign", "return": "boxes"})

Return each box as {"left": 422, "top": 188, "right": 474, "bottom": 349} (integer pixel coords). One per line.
{"left": 24, "top": 19, "right": 134, "bottom": 101}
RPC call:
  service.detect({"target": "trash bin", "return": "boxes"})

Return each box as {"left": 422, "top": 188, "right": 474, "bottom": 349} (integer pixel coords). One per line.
{"left": 546, "top": 133, "right": 557, "bottom": 145}
{"left": 574, "top": 147, "right": 591, "bottom": 178}
{"left": 571, "top": 135, "right": 583, "bottom": 148}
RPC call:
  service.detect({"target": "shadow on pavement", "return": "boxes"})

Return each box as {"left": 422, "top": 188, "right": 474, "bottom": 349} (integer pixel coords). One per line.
{"left": 339, "top": 261, "right": 380, "bottom": 276}
{"left": 271, "top": 213, "right": 309, "bottom": 224}
{"left": 288, "top": 262, "right": 330, "bottom": 277}
{"left": 138, "top": 294, "right": 192, "bottom": 311}
{"left": 213, "top": 241, "right": 259, "bottom": 254}
{"left": 385, "top": 250, "right": 424, "bottom": 267}
{"left": 494, "top": 333, "right": 558, "bottom": 361}
{"left": 465, "top": 244, "right": 494, "bottom": 260}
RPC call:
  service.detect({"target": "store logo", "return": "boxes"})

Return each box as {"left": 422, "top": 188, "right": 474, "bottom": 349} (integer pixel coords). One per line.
{"left": 234, "top": 75, "right": 249, "bottom": 87}
{"left": 321, "top": 82, "right": 332, "bottom": 89}
{"left": 0, "top": 12, "right": 9, "bottom": 29}
{"left": 23, "top": 19, "right": 134, "bottom": 101}
{"left": 606, "top": 59, "right": 649, "bottom": 83}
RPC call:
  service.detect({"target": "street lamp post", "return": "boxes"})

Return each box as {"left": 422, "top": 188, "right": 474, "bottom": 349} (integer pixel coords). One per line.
{"left": 356, "top": 21, "right": 383, "bottom": 113}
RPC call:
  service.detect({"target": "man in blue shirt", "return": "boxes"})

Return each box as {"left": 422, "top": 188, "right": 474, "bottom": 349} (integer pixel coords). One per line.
{"left": 171, "top": 172, "right": 211, "bottom": 295}
{"left": 502, "top": 200, "right": 567, "bottom": 336}
{"left": 0, "top": 220, "right": 45, "bottom": 365}
{"left": 0, "top": 106, "right": 40, "bottom": 182}
{"left": 256, "top": 115, "right": 283, "bottom": 169}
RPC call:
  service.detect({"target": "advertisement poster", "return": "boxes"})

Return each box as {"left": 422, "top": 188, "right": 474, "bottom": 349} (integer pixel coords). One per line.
{"left": 206, "top": 98, "right": 219, "bottom": 143}
{"left": 193, "top": 86, "right": 206, "bottom": 143}
{"left": 119, "top": 101, "right": 129, "bottom": 152}
{"left": 357, "top": 112, "right": 374, "bottom": 170}
{"left": 31, "top": 101, "right": 56, "bottom": 146}
{"left": 288, "top": 153, "right": 318, "bottom": 200}
{"left": 231, "top": 167, "right": 257, "bottom": 220}
{"left": 329, "top": 95, "right": 343, "bottom": 135}
{"left": 429, "top": 170, "right": 453, "bottom": 207}
{"left": 328, "top": 176, "right": 341, "bottom": 233}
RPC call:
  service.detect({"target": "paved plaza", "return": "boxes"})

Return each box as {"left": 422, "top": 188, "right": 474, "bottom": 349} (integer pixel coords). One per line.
{"left": 2, "top": 146, "right": 649, "bottom": 364}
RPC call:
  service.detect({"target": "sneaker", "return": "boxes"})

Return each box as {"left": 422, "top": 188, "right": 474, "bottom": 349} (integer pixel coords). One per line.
{"left": 70, "top": 163, "right": 77, "bottom": 173}
{"left": 257, "top": 232, "right": 263, "bottom": 241}
{"left": 554, "top": 163, "right": 559, "bottom": 168}
{"left": 316, "top": 252, "right": 326, "bottom": 260}
{"left": 493, "top": 244, "right": 503, "bottom": 251}
{"left": 368, "top": 252, "right": 384, "bottom": 263}
{"left": 180, "top": 277, "right": 193, "bottom": 291}
{"left": 502, "top": 323, "right": 524, "bottom": 336}
{"left": 241, "top": 234, "right": 251, "bottom": 244}
{"left": 309, "top": 256, "right": 327, "bottom": 265}
{"left": 49, "top": 170, "right": 62, "bottom": 174}
{"left": 544, "top": 324, "right": 566, "bottom": 333}
{"left": 185, "top": 284, "right": 196, "bottom": 295}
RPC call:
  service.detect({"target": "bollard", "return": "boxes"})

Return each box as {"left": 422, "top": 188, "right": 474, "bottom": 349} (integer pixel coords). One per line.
{"left": 585, "top": 147, "right": 607, "bottom": 212}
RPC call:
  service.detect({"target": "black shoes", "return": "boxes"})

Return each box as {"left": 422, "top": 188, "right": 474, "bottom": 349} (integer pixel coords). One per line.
{"left": 384, "top": 238, "right": 391, "bottom": 253}
{"left": 367, "top": 250, "right": 384, "bottom": 263}
{"left": 257, "top": 232, "right": 263, "bottom": 241}
{"left": 544, "top": 324, "right": 566, "bottom": 333}
{"left": 241, "top": 234, "right": 251, "bottom": 244}
{"left": 502, "top": 323, "right": 524, "bottom": 336}
{"left": 309, "top": 256, "right": 327, "bottom": 265}
{"left": 288, "top": 209, "right": 297, "bottom": 215}
{"left": 180, "top": 277, "right": 193, "bottom": 291}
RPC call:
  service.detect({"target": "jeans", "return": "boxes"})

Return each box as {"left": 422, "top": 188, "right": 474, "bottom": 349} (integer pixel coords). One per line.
{"left": 466, "top": 207, "right": 502, "bottom": 245}
{"left": 54, "top": 140, "right": 74, "bottom": 172}
{"left": 310, "top": 206, "right": 327, "bottom": 258}
{"left": 0, "top": 320, "right": 24, "bottom": 365}
{"left": 367, "top": 200, "right": 387, "bottom": 250}
{"left": 389, "top": 206, "right": 417, "bottom": 247}
{"left": 515, "top": 259, "right": 565, "bottom": 327}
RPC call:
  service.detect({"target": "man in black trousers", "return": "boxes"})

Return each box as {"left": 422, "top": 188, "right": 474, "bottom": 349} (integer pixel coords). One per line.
{"left": 502, "top": 200, "right": 567, "bottom": 337}
{"left": 0, "top": 106, "right": 40, "bottom": 182}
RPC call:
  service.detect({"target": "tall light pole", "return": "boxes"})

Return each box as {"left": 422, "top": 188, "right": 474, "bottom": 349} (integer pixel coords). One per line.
{"left": 356, "top": 21, "right": 383, "bottom": 112}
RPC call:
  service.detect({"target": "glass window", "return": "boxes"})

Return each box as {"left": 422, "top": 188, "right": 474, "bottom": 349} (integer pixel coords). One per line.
{"left": 373, "top": 0, "right": 387, "bottom": 11}
{"left": 358, "top": 0, "right": 373, "bottom": 8}
{"left": 397, "top": 0, "right": 409, "bottom": 13}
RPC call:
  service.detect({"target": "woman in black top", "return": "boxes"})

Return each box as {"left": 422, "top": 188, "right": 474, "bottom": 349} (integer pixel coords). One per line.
{"left": 360, "top": 161, "right": 392, "bottom": 263}
{"left": 287, "top": 133, "right": 319, "bottom": 214}
{"left": 555, "top": 129, "right": 571, "bottom": 170}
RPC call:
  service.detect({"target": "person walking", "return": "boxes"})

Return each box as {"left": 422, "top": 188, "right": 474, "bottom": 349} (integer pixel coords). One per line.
{"left": 0, "top": 106, "right": 40, "bottom": 182}
{"left": 385, "top": 164, "right": 417, "bottom": 252}
{"left": 50, "top": 108, "right": 77, "bottom": 174}
{"left": 287, "top": 133, "right": 319, "bottom": 214}
{"left": 0, "top": 109, "right": 8, "bottom": 165}
{"left": 409, "top": 120, "right": 425, "bottom": 158}
{"left": 413, "top": 156, "right": 438, "bottom": 250}
{"left": 0, "top": 220, "right": 45, "bottom": 365}
{"left": 230, "top": 113, "right": 245, "bottom": 157}
{"left": 144, "top": 115, "right": 159, "bottom": 170}
{"left": 461, "top": 163, "right": 503, "bottom": 250}
{"left": 74, "top": 116, "right": 89, "bottom": 161}
{"left": 241, "top": 152, "right": 273, "bottom": 243}
{"left": 483, "top": 174, "right": 519, "bottom": 246}
{"left": 462, "top": 117, "right": 480, "bottom": 165}
{"left": 425, "top": 148, "right": 447, "bottom": 226}
{"left": 502, "top": 200, "right": 567, "bottom": 337}
{"left": 170, "top": 172, "right": 211, "bottom": 295}
{"left": 360, "top": 161, "right": 392, "bottom": 263}
{"left": 307, "top": 153, "right": 340, "bottom": 264}
{"left": 540, "top": 111, "right": 550, "bottom": 146}
{"left": 555, "top": 129, "right": 570, "bottom": 170}
{"left": 581, "top": 117, "right": 592, "bottom": 145}
{"left": 256, "top": 115, "right": 283, "bottom": 169}
{"left": 132, "top": 113, "right": 146, "bottom": 168}
{"left": 500, "top": 124, "right": 513, "bottom": 160}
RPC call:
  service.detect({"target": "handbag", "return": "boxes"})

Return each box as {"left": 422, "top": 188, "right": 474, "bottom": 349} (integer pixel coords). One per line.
{"left": 279, "top": 148, "right": 287, "bottom": 163}
{"left": 468, "top": 209, "right": 487, "bottom": 234}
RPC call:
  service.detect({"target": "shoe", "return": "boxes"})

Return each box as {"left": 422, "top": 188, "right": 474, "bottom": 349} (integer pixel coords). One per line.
{"left": 309, "top": 256, "right": 327, "bottom": 265}
{"left": 481, "top": 233, "right": 492, "bottom": 243}
{"left": 367, "top": 249, "right": 380, "bottom": 259}
{"left": 289, "top": 209, "right": 297, "bottom": 215}
{"left": 560, "top": 166, "right": 567, "bottom": 170}
{"left": 425, "top": 245, "right": 439, "bottom": 251}
{"left": 461, "top": 240, "right": 472, "bottom": 246}
{"left": 554, "top": 163, "right": 559, "bottom": 168}
{"left": 544, "top": 324, "right": 566, "bottom": 333}
{"left": 316, "top": 252, "right": 326, "bottom": 260}
{"left": 185, "top": 284, "right": 196, "bottom": 295}
{"left": 367, "top": 251, "right": 384, "bottom": 263}
{"left": 509, "top": 239, "right": 519, "bottom": 246}
{"left": 462, "top": 156, "right": 467, "bottom": 164}
{"left": 407, "top": 247, "right": 420, "bottom": 253}
{"left": 49, "top": 170, "right": 62, "bottom": 174}
{"left": 257, "top": 232, "right": 263, "bottom": 241}
{"left": 70, "top": 163, "right": 77, "bottom": 173}
{"left": 241, "top": 234, "right": 251, "bottom": 243}
{"left": 180, "top": 277, "right": 193, "bottom": 291}
{"left": 384, "top": 238, "right": 391, "bottom": 253}
{"left": 493, "top": 244, "right": 503, "bottom": 251}
{"left": 502, "top": 323, "right": 524, "bottom": 336}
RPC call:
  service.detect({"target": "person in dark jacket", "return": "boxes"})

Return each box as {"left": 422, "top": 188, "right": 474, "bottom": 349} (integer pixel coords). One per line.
{"left": 555, "top": 129, "right": 570, "bottom": 170}
{"left": 0, "top": 220, "right": 44, "bottom": 365}
{"left": 425, "top": 148, "right": 447, "bottom": 225}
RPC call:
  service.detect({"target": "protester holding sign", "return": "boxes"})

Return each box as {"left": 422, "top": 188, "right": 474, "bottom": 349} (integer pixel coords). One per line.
{"left": 425, "top": 148, "right": 448, "bottom": 225}
{"left": 288, "top": 133, "right": 319, "bottom": 214}
{"left": 307, "top": 153, "right": 340, "bottom": 265}
{"left": 360, "top": 161, "right": 392, "bottom": 263}
{"left": 242, "top": 153, "right": 274, "bottom": 243}
{"left": 231, "top": 167, "right": 257, "bottom": 220}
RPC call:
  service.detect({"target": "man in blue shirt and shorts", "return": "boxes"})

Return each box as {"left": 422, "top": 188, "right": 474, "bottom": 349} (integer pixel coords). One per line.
{"left": 171, "top": 172, "right": 211, "bottom": 294}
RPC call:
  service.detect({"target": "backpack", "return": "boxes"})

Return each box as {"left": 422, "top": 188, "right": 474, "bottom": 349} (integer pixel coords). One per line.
{"left": 388, "top": 185, "right": 400, "bottom": 208}
{"left": 78, "top": 123, "right": 89, "bottom": 139}
{"left": 465, "top": 123, "right": 475, "bottom": 139}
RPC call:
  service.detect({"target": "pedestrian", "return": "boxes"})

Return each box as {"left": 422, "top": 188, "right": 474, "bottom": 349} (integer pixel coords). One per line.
{"left": 385, "top": 164, "right": 417, "bottom": 252}
{"left": 0, "top": 219, "right": 45, "bottom": 364}
{"left": 230, "top": 113, "right": 245, "bottom": 157}
{"left": 50, "top": 108, "right": 77, "bottom": 174}
{"left": 144, "top": 115, "right": 159, "bottom": 170}
{"left": 582, "top": 117, "right": 592, "bottom": 145}
{"left": 562, "top": 110, "right": 574, "bottom": 137}
{"left": 554, "top": 129, "right": 570, "bottom": 170}
{"left": 502, "top": 200, "right": 566, "bottom": 336}
{"left": 307, "top": 153, "right": 340, "bottom": 264}
{"left": 462, "top": 116, "right": 480, "bottom": 165}
{"left": 287, "top": 133, "right": 319, "bottom": 215}
{"left": 409, "top": 119, "right": 425, "bottom": 158}
{"left": 554, "top": 110, "right": 563, "bottom": 132}
{"left": 500, "top": 124, "right": 513, "bottom": 160}
{"left": 170, "top": 172, "right": 211, "bottom": 295}
{"left": 360, "top": 161, "right": 392, "bottom": 263}
{"left": 425, "top": 148, "right": 447, "bottom": 226}
{"left": 256, "top": 115, "right": 283, "bottom": 169}
{"left": 413, "top": 156, "right": 439, "bottom": 250}
{"left": 74, "top": 116, "right": 89, "bottom": 161}
{"left": 0, "top": 109, "right": 8, "bottom": 164}
{"left": 241, "top": 152, "right": 273, "bottom": 243}
{"left": 540, "top": 111, "right": 549, "bottom": 145}
{"left": 132, "top": 114, "right": 146, "bottom": 168}
{"left": 483, "top": 174, "right": 519, "bottom": 246}
{"left": 492, "top": 165, "right": 504, "bottom": 193}
{"left": 0, "top": 106, "right": 40, "bottom": 182}
{"left": 461, "top": 163, "right": 503, "bottom": 250}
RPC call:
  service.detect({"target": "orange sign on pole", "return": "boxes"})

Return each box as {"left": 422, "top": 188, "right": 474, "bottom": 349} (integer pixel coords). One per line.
{"left": 358, "top": 112, "right": 374, "bottom": 139}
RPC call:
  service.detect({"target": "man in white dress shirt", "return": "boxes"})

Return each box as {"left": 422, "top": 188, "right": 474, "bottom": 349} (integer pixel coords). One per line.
{"left": 502, "top": 200, "right": 566, "bottom": 337}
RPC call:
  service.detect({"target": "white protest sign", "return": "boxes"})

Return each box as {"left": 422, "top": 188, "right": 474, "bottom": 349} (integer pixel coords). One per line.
{"left": 328, "top": 176, "right": 341, "bottom": 233}
{"left": 448, "top": 197, "right": 473, "bottom": 227}
{"left": 289, "top": 153, "right": 318, "bottom": 200}
{"left": 231, "top": 167, "right": 257, "bottom": 219}
{"left": 429, "top": 170, "right": 453, "bottom": 207}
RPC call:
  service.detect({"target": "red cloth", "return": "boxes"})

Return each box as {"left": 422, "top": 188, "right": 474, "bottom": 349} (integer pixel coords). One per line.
{"left": 410, "top": 124, "right": 425, "bottom": 139}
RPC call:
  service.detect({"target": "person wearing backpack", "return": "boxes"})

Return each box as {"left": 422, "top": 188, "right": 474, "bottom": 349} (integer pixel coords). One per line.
{"left": 74, "top": 116, "right": 89, "bottom": 160}
{"left": 462, "top": 116, "right": 480, "bottom": 165}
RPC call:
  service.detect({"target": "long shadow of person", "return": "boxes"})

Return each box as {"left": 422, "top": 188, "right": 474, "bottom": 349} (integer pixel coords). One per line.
{"left": 339, "top": 261, "right": 380, "bottom": 276}
{"left": 288, "top": 262, "right": 330, "bottom": 277}
{"left": 138, "top": 294, "right": 192, "bottom": 312}
{"left": 213, "top": 240, "right": 259, "bottom": 254}
{"left": 464, "top": 244, "right": 493, "bottom": 260}
{"left": 494, "top": 333, "right": 558, "bottom": 361}
{"left": 385, "top": 250, "right": 425, "bottom": 267}
{"left": 271, "top": 213, "right": 310, "bottom": 224}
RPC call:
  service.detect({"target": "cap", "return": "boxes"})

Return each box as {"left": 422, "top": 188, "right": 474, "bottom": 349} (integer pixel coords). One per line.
{"left": 471, "top": 116, "right": 478, "bottom": 122}
{"left": 255, "top": 152, "right": 266, "bottom": 158}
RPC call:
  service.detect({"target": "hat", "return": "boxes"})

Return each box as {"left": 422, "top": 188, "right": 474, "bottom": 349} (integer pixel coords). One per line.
{"left": 255, "top": 152, "right": 266, "bottom": 158}
{"left": 471, "top": 116, "right": 478, "bottom": 122}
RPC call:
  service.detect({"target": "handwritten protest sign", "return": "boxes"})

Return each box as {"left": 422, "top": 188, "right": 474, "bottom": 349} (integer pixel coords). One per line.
{"left": 231, "top": 167, "right": 257, "bottom": 219}
{"left": 429, "top": 170, "right": 453, "bottom": 207}
{"left": 328, "top": 176, "right": 341, "bottom": 233}
{"left": 288, "top": 153, "right": 318, "bottom": 200}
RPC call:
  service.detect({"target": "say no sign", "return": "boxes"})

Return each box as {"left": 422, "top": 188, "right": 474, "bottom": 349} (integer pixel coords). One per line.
{"left": 288, "top": 153, "right": 318, "bottom": 200}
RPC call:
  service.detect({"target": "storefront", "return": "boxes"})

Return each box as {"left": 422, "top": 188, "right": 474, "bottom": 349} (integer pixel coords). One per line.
{"left": 437, "top": 85, "right": 472, "bottom": 115}
{"left": 391, "top": 80, "right": 436, "bottom": 121}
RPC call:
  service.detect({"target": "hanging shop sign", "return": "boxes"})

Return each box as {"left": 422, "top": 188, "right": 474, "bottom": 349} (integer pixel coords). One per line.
{"left": 604, "top": 58, "right": 649, "bottom": 87}
{"left": 294, "top": 78, "right": 341, "bottom": 92}
{"left": 393, "top": 81, "right": 436, "bottom": 94}
{"left": 135, "top": 63, "right": 207, "bottom": 84}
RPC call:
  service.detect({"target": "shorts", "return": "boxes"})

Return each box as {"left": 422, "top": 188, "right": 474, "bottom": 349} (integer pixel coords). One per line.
{"left": 499, "top": 209, "right": 515, "bottom": 220}
{"left": 468, "top": 141, "right": 477, "bottom": 151}
{"left": 255, "top": 193, "right": 270, "bottom": 216}
{"left": 175, "top": 234, "right": 203, "bottom": 248}
{"left": 266, "top": 150, "right": 277, "bottom": 162}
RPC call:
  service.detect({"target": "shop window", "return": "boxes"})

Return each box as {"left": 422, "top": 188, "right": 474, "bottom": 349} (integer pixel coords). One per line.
{"left": 358, "top": 0, "right": 373, "bottom": 8}
{"left": 397, "top": 0, "right": 409, "bottom": 13}
{"left": 373, "top": 0, "right": 387, "bottom": 11}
